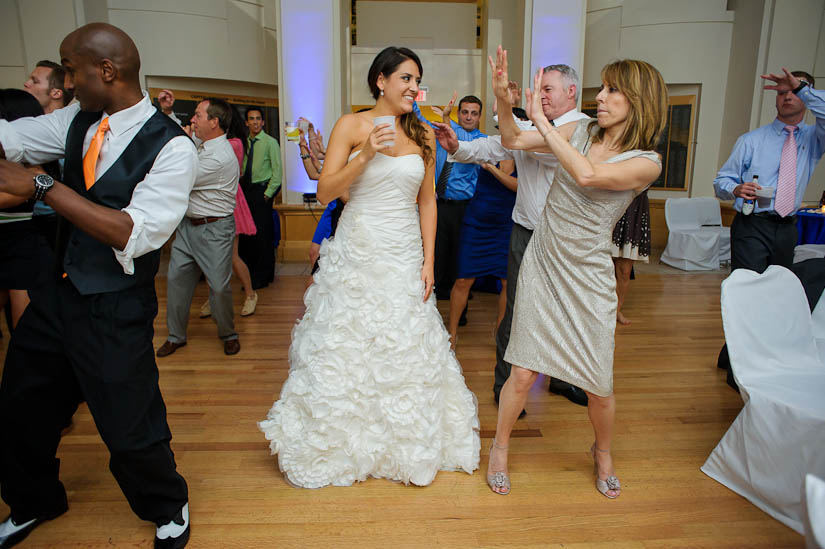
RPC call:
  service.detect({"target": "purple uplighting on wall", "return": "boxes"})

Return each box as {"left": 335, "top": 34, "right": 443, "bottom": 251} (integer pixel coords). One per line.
{"left": 280, "top": 1, "right": 338, "bottom": 196}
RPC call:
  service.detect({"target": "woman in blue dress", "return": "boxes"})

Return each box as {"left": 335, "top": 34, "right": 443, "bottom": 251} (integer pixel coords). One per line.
{"left": 447, "top": 159, "right": 516, "bottom": 349}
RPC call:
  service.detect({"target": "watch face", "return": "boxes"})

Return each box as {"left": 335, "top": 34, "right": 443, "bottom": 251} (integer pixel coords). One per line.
{"left": 34, "top": 174, "right": 54, "bottom": 186}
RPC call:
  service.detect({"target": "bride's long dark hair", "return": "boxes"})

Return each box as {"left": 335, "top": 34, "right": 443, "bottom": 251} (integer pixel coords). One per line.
{"left": 367, "top": 47, "right": 433, "bottom": 166}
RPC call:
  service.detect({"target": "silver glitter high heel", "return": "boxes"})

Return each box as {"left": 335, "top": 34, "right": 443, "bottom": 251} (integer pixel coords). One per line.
{"left": 591, "top": 444, "right": 621, "bottom": 499}
{"left": 486, "top": 438, "right": 510, "bottom": 495}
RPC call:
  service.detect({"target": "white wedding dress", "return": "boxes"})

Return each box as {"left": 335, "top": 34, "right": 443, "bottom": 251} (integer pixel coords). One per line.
{"left": 259, "top": 150, "right": 480, "bottom": 489}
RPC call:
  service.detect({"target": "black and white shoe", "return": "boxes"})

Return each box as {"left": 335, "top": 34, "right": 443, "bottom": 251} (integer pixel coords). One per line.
{"left": 0, "top": 516, "right": 46, "bottom": 548}
{"left": 154, "top": 503, "right": 190, "bottom": 548}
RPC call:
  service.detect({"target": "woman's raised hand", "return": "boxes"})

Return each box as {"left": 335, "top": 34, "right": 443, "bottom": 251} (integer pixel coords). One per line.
{"left": 360, "top": 122, "right": 395, "bottom": 161}
{"left": 488, "top": 45, "right": 511, "bottom": 101}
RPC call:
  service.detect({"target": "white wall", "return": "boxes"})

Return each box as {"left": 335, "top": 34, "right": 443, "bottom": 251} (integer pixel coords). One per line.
{"left": 528, "top": 0, "right": 586, "bottom": 96}
{"left": 356, "top": 1, "right": 476, "bottom": 50}
{"left": 0, "top": 1, "right": 28, "bottom": 89}
{"left": 584, "top": 0, "right": 735, "bottom": 200}
{"left": 0, "top": 0, "right": 80, "bottom": 89}
{"left": 0, "top": 0, "right": 279, "bottom": 92}
{"left": 719, "top": 0, "right": 764, "bottom": 160}
{"left": 352, "top": 1, "right": 483, "bottom": 116}
{"left": 351, "top": 46, "right": 483, "bottom": 108}
{"left": 107, "top": 0, "right": 278, "bottom": 88}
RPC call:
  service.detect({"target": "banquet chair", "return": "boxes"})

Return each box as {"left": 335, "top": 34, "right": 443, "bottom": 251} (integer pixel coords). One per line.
{"left": 794, "top": 244, "right": 825, "bottom": 263}
{"left": 701, "top": 266, "right": 825, "bottom": 534}
{"left": 660, "top": 197, "right": 730, "bottom": 270}
{"left": 802, "top": 432, "right": 825, "bottom": 548}
{"left": 803, "top": 474, "right": 825, "bottom": 549}
{"left": 812, "top": 289, "right": 825, "bottom": 364}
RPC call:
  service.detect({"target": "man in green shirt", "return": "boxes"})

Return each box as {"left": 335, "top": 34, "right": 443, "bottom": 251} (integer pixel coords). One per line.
{"left": 239, "top": 107, "right": 282, "bottom": 288}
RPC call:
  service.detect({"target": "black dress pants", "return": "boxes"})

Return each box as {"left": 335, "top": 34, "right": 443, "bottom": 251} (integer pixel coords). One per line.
{"left": 434, "top": 198, "right": 469, "bottom": 300}
{"left": 493, "top": 223, "right": 532, "bottom": 394}
{"left": 718, "top": 212, "right": 798, "bottom": 374}
{"left": 0, "top": 278, "right": 188, "bottom": 525}
{"left": 239, "top": 182, "right": 276, "bottom": 289}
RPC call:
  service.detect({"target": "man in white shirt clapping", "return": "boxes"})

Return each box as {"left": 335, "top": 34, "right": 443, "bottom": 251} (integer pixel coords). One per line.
{"left": 157, "top": 98, "right": 241, "bottom": 358}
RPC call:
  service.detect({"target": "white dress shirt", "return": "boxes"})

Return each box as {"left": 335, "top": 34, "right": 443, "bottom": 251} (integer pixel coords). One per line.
{"left": 448, "top": 108, "right": 590, "bottom": 230}
{"left": 187, "top": 134, "right": 239, "bottom": 218}
{"left": 0, "top": 93, "right": 198, "bottom": 274}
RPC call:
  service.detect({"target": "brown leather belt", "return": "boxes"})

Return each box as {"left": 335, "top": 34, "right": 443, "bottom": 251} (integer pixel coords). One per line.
{"left": 187, "top": 215, "right": 229, "bottom": 226}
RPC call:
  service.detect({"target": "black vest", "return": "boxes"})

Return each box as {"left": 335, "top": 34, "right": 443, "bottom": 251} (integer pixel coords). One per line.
{"left": 59, "top": 109, "right": 187, "bottom": 295}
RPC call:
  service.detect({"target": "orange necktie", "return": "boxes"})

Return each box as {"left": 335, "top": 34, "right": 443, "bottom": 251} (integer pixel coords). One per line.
{"left": 83, "top": 117, "right": 109, "bottom": 190}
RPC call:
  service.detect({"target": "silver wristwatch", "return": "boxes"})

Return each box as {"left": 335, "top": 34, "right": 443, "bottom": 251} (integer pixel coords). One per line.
{"left": 33, "top": 173, "right": 54, "bottom": 201}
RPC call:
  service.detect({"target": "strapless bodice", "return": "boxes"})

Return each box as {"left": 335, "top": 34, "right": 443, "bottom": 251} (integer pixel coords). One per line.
{"left": 345, "top": 151, "right": 425, "bottom": 214}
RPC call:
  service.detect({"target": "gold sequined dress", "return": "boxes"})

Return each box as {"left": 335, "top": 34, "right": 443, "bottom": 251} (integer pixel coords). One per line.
{"left": 504, "top": 119, "right": 661, "bottom": 397}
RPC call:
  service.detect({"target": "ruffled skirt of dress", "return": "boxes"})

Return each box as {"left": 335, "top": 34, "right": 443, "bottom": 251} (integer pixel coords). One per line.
{"left": 258, "top": 207, "right": 480, "bottom": 488}
{"left": 611, "top": 191, "right": 650, "bottom": 262}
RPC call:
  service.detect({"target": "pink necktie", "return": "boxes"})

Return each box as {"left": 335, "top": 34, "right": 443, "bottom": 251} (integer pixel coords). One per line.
{"left": 774, "top": 125, "right": 797, "bottom": 217}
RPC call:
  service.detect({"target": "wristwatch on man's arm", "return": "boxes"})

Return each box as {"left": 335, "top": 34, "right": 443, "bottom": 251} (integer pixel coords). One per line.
{"left": 33, "top": 173, "right": 54, "bottom": 201}
{"left": 793, "top": 80, "right": 810, "bottom": 94}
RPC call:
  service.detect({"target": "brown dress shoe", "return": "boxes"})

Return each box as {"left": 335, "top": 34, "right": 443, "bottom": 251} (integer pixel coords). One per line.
{"left": 157, "top": 340, "right": 186, "bottom": 357}
{"left": 224, "top": 339, "right": 241, "bottom": 355}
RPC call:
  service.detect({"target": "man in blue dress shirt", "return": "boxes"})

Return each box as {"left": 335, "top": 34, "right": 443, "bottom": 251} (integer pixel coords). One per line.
{"left": 714, "top": 68, "right": 824, "bottom": 383}
{"left": 432, "top": 95, "right": 486, "bottom": 300}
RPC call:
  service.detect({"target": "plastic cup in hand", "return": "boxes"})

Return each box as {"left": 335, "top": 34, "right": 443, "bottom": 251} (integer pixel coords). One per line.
{"left": 755, "top": 186, "right": 775, "bottom": 208}
{"left": 284, "top": 122, "right": 300, "bottom": 142}
{"left": 373, "top": 115, "right": 396, "bottom": 147}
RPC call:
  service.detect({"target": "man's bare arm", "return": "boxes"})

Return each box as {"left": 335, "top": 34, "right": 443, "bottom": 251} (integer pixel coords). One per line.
{"left": 0, "top": 159, "right": 133, "bottom": 249}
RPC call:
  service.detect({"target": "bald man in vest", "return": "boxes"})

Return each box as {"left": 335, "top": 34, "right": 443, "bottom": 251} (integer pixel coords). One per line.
{"left": 0, "top": 24, "right": 195, "bottom": 548}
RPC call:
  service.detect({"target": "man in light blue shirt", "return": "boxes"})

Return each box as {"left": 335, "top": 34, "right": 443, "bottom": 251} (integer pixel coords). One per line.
{"left": 714, "top": 68, "right": 824, "bottom": 271}
{"left": 714, "top": 68, "right": 824, "bottom": 385}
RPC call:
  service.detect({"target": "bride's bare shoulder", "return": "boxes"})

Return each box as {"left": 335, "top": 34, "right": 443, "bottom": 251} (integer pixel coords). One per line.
{"left": 336, "top": 111, "right": 372, "bottom": 130}
{"left": 333, "top": 112, "right": 372, "bottom": 144}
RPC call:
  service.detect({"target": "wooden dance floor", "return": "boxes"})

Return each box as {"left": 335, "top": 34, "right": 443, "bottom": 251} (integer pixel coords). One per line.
{"left": 0, "top": 269, "right": 804, "bottom": 547}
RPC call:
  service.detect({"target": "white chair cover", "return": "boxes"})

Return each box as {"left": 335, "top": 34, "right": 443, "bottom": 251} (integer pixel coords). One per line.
{"left": 795, "top": 244, "right": 825, "bottom": 263}
{"left": 802, "top": 435, "right": 825, "bottom": 548}
{"left": 803, "top": 474, "right": 825, "bottom": 549}
{"left": 719, "top": 226, "right": 731, "bottom": 264}
{"left": 812, "top": 288, "right": 825, "bottom": 364}
{"left": 660, "top": 197, "right": 726, "bottom": 270}
{"left": 701, "top": 266, "right": 825, "bottom": 534}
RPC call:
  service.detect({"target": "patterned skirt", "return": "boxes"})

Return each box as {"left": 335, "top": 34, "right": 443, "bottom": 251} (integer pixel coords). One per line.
{"left": 611, "top": 191, "right": 650, "bottom": 262}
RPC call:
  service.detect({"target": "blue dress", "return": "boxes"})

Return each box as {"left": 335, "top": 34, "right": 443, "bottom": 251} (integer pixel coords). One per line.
{"left": 455, "top": 166, "right": 516, "bottom": 279}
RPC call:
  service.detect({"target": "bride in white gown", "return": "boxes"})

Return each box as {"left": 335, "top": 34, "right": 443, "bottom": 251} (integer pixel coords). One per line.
{"left": 259, "top": 46, "right": 480, "bottom": 489}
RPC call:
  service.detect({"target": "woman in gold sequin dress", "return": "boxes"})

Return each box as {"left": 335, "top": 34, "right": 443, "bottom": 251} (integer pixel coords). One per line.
{"left": 484, "top": 48, "right": 667, "bottom": 497}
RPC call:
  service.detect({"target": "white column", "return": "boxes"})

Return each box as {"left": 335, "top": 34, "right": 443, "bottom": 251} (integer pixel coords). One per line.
{"left": 523, "top": 0, "right": 586, "bottom": 108}
{"left": 277, "top": 0, "right": 344, "bottom": 204}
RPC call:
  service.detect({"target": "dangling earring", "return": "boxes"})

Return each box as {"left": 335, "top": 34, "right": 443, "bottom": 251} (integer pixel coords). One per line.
{"left": 380, "top": 89, "right": 384, "bottom": 96}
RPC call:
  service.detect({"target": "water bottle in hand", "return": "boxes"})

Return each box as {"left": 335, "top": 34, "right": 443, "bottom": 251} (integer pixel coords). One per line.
{"left": 742, "top": 175, "right": 757, "bottom": 215}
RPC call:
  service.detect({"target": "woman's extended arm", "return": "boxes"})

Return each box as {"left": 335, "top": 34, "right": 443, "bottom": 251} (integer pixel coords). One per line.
{"left": 524, "top": 69, "right": 660, "bottom": 192}
{"left": 316, "top": 114, "right": 394, "bottom": 203}
{"left": 417, "top": 126, "right": 437, "bottom": 302}
{"left": 298, "top": 132, "right": 321, "bottom": 181}
{"left": 489, "top": 46, "right": 548, "bottom": 152}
